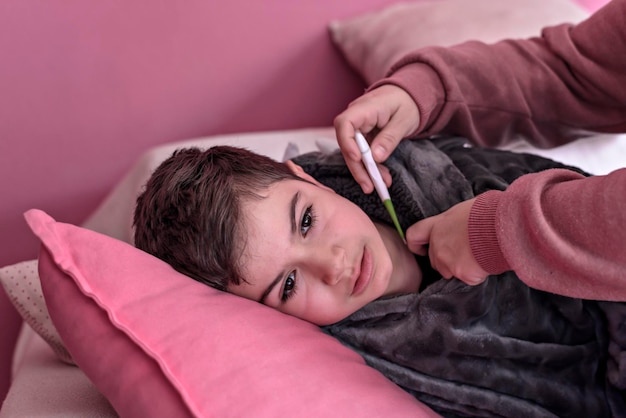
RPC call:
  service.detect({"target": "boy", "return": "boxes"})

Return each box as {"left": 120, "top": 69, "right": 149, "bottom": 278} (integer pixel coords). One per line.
{"left": 133, "top": 139, "right": 624, "bottom": 417}
{"left": 133, "top": 145, "right": 422, "bottom": 325}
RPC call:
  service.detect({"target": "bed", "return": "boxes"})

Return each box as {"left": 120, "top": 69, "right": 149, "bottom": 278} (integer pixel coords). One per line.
{"left": 0, "top": 0, "right": 620, "bottom": 416}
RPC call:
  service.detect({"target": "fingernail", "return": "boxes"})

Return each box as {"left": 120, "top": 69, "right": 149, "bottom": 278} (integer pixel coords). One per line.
{"left": 372, "top": 144, "right": 385, "bottom": 160}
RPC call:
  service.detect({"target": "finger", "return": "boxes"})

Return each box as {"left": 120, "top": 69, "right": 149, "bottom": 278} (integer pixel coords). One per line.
{"left": 351, "top": 158, "right": 375, "bottom": 194}
{"left": 334, "top": 95, "right": 380, "bottom": 159}
{"left": 412, "top": 244, "right": 428, "bottom": 257}
{"left": 370, "top": 109, "right": 415, "bottom": 163}
{"left": 334, "top": 116, "right": 360, "bottom": 162}
{"left": 464, "top": 275, "right": 488, "bottom": 286}
{"left": 430, "top": 253, "right": 453, "bottom": 280}
{"left": 440, "top": 271, "right": 454, "bottom": 280}
{"left": 344, "top": 157, "right": 374, "bottom": 194}
{"left": 369, "top": 90, "right": 420, "bottom": 162}
{"left": 455, "top": 266, "right": 489, "bottom": 286}
{"left": 370, "top": 129, "right": 403, "bottom": 163}
{"left": 455, "top": 274, "right": 486, "bottom": 286}
{"left": 405, "top": 219, "right": 435, "bottom": 254}
{"left": 334, "top": 119, "right": 374, "bottom": 193}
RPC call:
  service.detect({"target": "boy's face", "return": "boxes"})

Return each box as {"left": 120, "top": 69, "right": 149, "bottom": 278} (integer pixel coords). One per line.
{"left": 229, "top": 165, "right": 401, "bottom": 326}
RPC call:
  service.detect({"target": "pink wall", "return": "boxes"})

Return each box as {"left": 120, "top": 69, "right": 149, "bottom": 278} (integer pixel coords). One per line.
{"left": 0, "top": 1, "right": 390, "bottom": 269}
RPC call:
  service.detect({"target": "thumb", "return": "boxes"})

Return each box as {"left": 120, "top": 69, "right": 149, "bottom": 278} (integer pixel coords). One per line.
{"left": 405, "top": 218, "right": 435, "bottom": 256}
{"left": 370, "top": 128, "right": 403, "bottom": 162}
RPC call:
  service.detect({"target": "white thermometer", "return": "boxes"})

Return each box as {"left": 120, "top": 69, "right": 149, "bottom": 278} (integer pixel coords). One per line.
{"left": 354, "top": 131, "right": 405, "bottom": 241}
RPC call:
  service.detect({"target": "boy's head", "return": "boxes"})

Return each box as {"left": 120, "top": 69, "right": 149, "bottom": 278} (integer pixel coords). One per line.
{"left": 134, "top": 146, "right": 299, "bottom": 292}
{"left": 134, "top": 146, "right": 420, "bottom": 325}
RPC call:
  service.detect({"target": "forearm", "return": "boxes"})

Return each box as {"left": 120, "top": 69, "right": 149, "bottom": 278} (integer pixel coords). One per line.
{"left": 374, "top": 0, "right": 626, "bottom": 147}
{"left": 468, "top": 168, "right": 626, "bottom": 300}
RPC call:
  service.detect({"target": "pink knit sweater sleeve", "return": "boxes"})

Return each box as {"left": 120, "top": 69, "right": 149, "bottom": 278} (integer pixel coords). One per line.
{"left": 469, "top": 168, "right": 626, "bottom": 300}
{"left": 374, "top": 0, "right": 626, "bottom": 298}
{"left": 373, "top": 0, "right": 626, "bottom": 147}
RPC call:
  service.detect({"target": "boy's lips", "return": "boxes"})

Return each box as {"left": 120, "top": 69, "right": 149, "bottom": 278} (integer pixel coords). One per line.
{"left": 352, "top": 247, "right": 373, "bottom": 296}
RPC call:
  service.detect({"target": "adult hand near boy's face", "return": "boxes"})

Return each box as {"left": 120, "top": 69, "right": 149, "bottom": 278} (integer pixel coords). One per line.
{"left": 334, "top": 85, "right": 420, "bottom": 194}
{"left": 406, "top": 198, "right": 489, "bottom": 286}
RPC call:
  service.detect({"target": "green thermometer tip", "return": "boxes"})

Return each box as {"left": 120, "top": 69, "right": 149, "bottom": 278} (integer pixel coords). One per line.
{"left": 383, "top": 199, "right": 405, "bottom": 243}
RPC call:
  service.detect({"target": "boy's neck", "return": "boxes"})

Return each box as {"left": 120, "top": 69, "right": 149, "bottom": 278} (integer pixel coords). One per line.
{"left": 374, "top": 222, "right": 422, "bottom": 296}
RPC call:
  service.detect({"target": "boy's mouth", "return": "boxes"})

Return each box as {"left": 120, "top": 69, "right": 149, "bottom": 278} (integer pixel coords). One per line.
{"left": 352, "top": 247, "right": 373, "bottom": 296}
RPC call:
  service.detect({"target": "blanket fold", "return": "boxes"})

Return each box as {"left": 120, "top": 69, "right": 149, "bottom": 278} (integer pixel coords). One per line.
{"left": 292, "top": 137, "right": 625, "bottom": 418}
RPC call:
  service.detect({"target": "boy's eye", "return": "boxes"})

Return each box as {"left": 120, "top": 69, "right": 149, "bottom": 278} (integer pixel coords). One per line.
{"left": 281, "top": 271, "right": 297, "bottom": 302}
{"left": 300, "top": 205, "right": 315, "bottom": 236}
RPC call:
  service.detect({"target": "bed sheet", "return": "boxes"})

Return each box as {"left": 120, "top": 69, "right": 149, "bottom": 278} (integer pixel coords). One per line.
{"left": 499, "top": 133, "right": 626, "bottom": 175}
{"left": 1, "top": 325, "right": 116, "bottom": 418}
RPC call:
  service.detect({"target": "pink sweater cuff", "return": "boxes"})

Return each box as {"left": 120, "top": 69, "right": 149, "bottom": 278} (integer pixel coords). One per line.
{"left": 468, "top": 191, "right": 510, "bottom": 274}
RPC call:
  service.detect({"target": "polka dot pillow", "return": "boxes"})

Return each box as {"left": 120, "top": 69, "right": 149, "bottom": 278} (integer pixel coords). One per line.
{"left": 0, "top": 259, "right": 73, "bottom": 364}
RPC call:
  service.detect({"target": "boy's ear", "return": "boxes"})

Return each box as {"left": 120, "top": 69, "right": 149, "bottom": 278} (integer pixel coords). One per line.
{"left": 285, "top": 160, "right": 334, "bottom": 193}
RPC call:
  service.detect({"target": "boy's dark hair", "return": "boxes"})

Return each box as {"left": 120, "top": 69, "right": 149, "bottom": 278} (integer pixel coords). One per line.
{"left": 133, "top": 146, "right": 300, "bottom": 291}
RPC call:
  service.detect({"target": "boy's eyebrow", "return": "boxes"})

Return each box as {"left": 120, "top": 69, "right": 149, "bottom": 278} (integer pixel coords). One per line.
{"left": 259, "top": 191, "right": 300, "bottom": 304}
{"left": 259, "top": 273, "right": 283, "bottom": 304}
{"left": 290, "top": 192, "right": 300, "bottom": 235}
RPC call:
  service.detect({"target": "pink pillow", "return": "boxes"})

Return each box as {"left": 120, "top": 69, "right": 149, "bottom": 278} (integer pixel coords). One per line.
{"left": 26, "top": 209, "right": 438, "bottom": 417}
{"left": 329, "top": 0, "right": 588, "bottom": 85}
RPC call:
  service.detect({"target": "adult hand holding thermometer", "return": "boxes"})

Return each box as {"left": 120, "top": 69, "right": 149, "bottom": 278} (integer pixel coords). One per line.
{"left": 354, "top": 131, "right": 406, "bottom": 242}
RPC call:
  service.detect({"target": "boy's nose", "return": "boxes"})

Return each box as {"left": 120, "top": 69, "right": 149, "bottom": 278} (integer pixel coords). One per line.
{"left": 316, "top": 245, "right": 345, "bottom": 286}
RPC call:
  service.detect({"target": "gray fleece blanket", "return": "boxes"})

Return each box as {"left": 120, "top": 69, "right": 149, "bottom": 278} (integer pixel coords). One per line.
{"left": 292, "top": 137, "right": 626, "bottom": 418}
